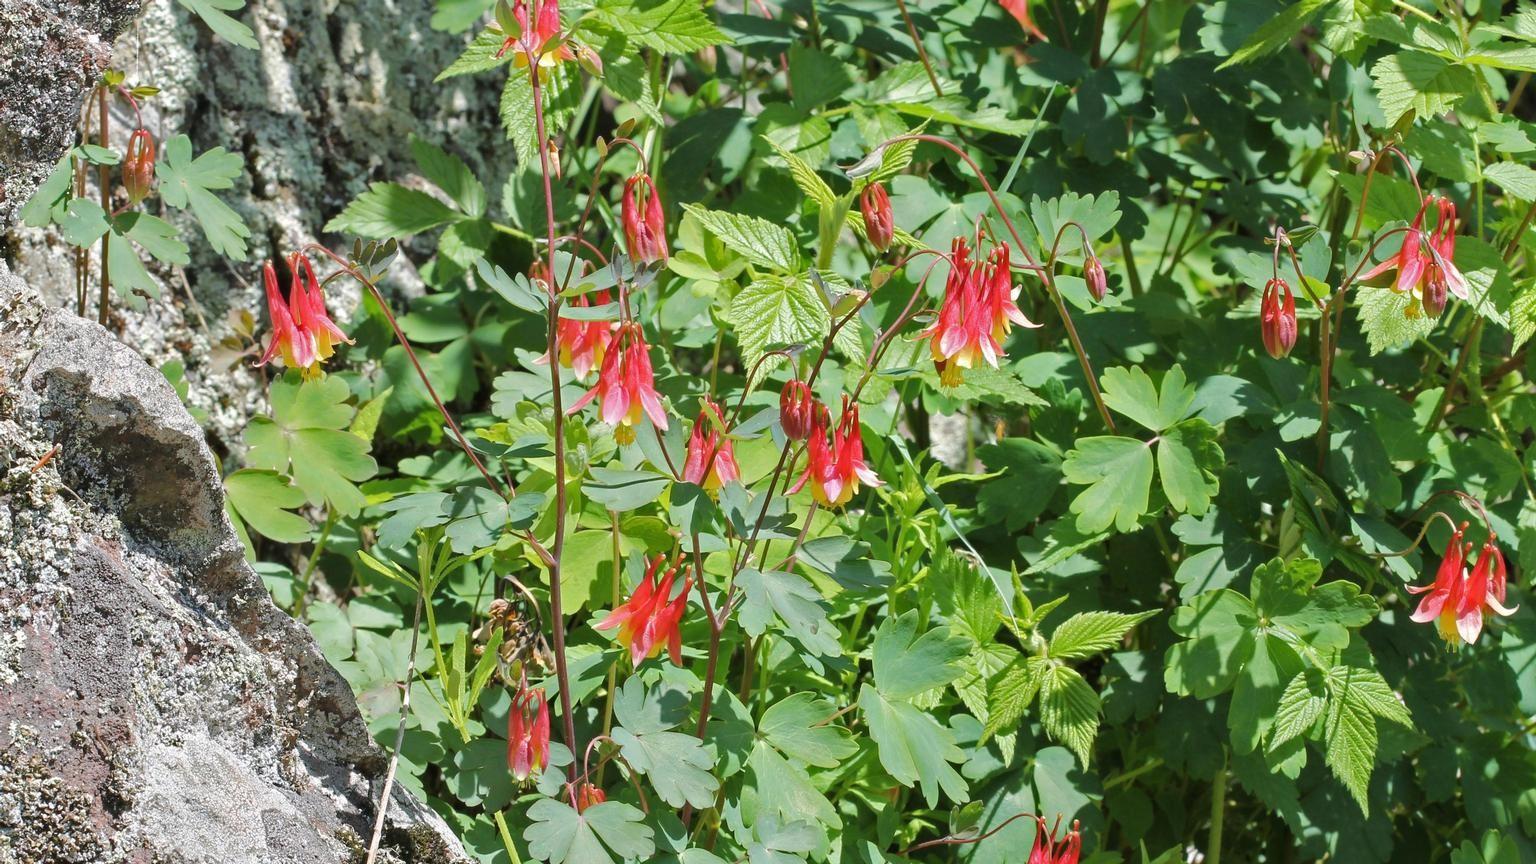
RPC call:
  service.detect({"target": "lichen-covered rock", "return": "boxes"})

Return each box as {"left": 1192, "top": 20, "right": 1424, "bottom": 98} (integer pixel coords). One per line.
{"left": 0, "top": 260, "right": 469, "bottom": 863}
{"left": 0, "top": 0, "right": 145, "bottom": 227}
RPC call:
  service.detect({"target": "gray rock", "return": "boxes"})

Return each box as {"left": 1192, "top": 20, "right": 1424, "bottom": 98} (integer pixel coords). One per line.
{"left": 0, "top": 260, "right": 469, "bottom": 863}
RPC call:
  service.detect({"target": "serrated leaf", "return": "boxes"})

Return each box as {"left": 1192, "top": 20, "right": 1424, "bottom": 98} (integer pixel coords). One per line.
{"left": 981, "top": 655, "right": 1047, "bottom": 741}
{"left": 500, "top": 61, "right": 582, "bottom": 165}
{"left": 1356, "top": 285, "right": 1437, "bottom": 354}
{"left": 1322, "top": 682, "right": 1378, "bottom": 815}
{"left": 723, "top": 274, "right": 828, "bottom": 371}
{"left": 1039, "top": 665, "right": 1100, "bottom": 766}
{"left": 1216, "top": 0, "right": 1331, "bottom": 68}
{"left": 1269, "top": 668, "right": 1327, "bottom": 750}
{"left": 766, "top": 138, "right": 835, "bottom": 209}
{"left": 681, "top": 203, "right": 801, "bottom": 271}
{"left": 436, "top": 27, "right": 511, "bottom": 81}
{"left": 410, "top": 135, "right": 486, "bottom": 216}
{"left": 589, "top": 0, "right": 726, "bottom": 53}
{"left": 1371, "top": 50, "right": 1477, "bottom": 126}
{"left": 155, "top": 135, "right": 250, "bottom": 260}
{"left": 1049, "top": 610, "right": 1158, "bottom": 660}
{"left": 324, "top": 182, "right": 462, "bottom": 238}
{"left": 1484, "top": 161, "right": 1536, "bottom": 201}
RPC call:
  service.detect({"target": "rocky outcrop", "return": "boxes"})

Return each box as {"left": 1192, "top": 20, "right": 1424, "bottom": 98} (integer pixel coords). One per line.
{"left": 0, "top": 0, "right": 146, "bottom": 227}
{"left": 0, "top": 261, "right": 469, "bottom": 863}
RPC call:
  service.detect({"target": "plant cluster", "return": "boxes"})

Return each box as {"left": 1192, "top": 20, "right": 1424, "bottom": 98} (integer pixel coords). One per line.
{"left": 23, "top": 0, "right": 1536, "bottom": 862}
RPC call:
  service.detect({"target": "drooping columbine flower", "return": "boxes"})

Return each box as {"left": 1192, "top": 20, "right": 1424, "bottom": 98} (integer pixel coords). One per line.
{"left": 540, "top": 287, "right": 614, "bottom": 380}
{"left": 568, "top": 321, "right": 668, "bottom": 445}
{"left": 779, "top": 379, "right": 824, "bottom": 442}
{"left": 256, "top": 253, "right": 353, "bottom": 379}
{"left": 122, "top": 129, "right": 155, "bottom": 205}
{"left": 575, "top": 782, "right": 606, "bottom": 813}
{"left": 507, "top": 680, "right": 551, "bottom": 781}
{"left": 1363, "top": 195, "right": 1468, "bottom": 311}
{"left": 1260, "top": 277, "right": 1297, "bottom": 359}
{"left": 1411, "top": 523, "right": 1517, "bottom": 646}
{"left": 622, "top": 173, "right": 668, "bottom": 264}
{"left": 998, "top": 0, "right": 1046, "bottom": 40}
{"left": 683, "top": 398, "right": 741, "bottom": 491}
{"left": 495, "top": 0, "right": 574, "bottom": 75}
{"left": 920, "top": 237, "right": 1037, "bottom": 386}
{"left": 790, "top": 396, "right": 882, "bottom": 508}
{"left": 1028, "top": 817, "right": 1082, "bottom": 864}
{"left": 860, "top": 182, "right": 894, "bottom": 253}
{"left": 596, "top": 556, "right": 692, "bottom": 666}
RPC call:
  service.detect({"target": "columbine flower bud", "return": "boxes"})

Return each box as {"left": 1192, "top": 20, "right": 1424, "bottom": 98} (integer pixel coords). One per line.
{"left": 1421, "top": 266, "right": 1449, "bottom": 318}
{"left": 1084, "top": 253, "right": 1107, "bottom": 302}
{"left": 575, "top": 782, "right": 606, "bottom": 812}
{"left": 860, "top": 182, "right": 893, "bottom": 253}
{"left": 122, "top": 128, "right": 155, "bottom": 205}
{"left": 780, "top": 379, "right": 816, "bottom": 441}
{"left": 1259, "top": 277, "right": 1297, "bottom": 360}
{"left": 622, "top": 172, "right": 668, "bottom": 264}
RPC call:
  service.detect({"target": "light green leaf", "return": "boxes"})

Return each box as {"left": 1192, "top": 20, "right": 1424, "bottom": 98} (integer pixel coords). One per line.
{"left": 981, "top": 655, "right": 1047, "bottom": 741}
{"left": 155, "top": 135, "right": 250, "bottom": 260}
{"left": 1216, "top": 0, "right": 1331, "bottom": 68}
{"left": 682, "top": 204, "right": 801, "bottom": 271}
{"left": 224, "top": 468, "right": 311, "bottom": 544}
{"left": 436, "top": 27, "right": 511, "bottom": 81}
{"left": 324, "top": 182, "right": 462, "bottom": 238}
{"left": 589, "top": 0, "right": 727, "bottom": 52}
{"left": 737, "top": 568, "right": 841, "bottom": 658}
{"left": 243, "top": 373, "right": 377, "bottom": 516}
{"left": 115, "top": 212, "right": 190, "bottom": 266}
{"left": 870, "top": 609, "right": 969, "bottom": 700}
{"left": 610, "top": 724, "right": 718, "bottom": 808}
{"left": 1370, "top": 50, "right": 1477, "bottom": 126}
{"left": 1356, "top": 285, "right": 1437, "bottom": 354}
{"left": 1322, "top": 680, "right": 1378, "bottom": 815}
{"left": 858, "top": 685, "right": 969, "bottom": 807}
{"left": 583, "top": 468, "right": 672, "bottom": 512}
{"left": 1484, "top": 161, "right": 1536, "bottom": 201}
{"left": 1157, "top": 419, "right": 1222, "bottom": 516}
{"left": 723, "top": 274, "right": 828, "bottom": 371}
{"left": 1062, "top": 436, "right": 1153, "bottom": 534}
{"left": 1099, "top": 364, "right": 1195, "bottom": 432}
{"left": 759, "top": 693, "right": 857, "bottom": 768}
{"left": 747, "top": 740, "right": 840, "bottom": 829}
{"left": 20, "top": 155, "right": 72, "bottom": 227}
{"left": 177, "top": 0, "right": 258, "bottom": 49}
{"left": 1038, "top": 665, "right": 1100, "bottom": 766}
{"left": 524, "top": 799, "right": 655, "bottom": 864}
{"left": 410, "top": 135, "right": 486, "bottom": 216}
{"left": 1049, "top": 610, "right": 1158, "bottom": 660}
{"left": 766, "top": 138, "right": 835, "bottom": 209}
{"left": 59, "top": 198, "right": 110, "bottom": 247}
{"left": 1269, "top": 668, "right": 1328, "bottom": 751}
{"left": 500, "top": 61, "right": 582, "bottom": 165}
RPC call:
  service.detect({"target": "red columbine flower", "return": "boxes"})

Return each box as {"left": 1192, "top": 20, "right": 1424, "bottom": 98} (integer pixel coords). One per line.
{"left": 256, "top": 253, "right": 353, "bottom": 379}
{"left": 1363, "top": 195, "right": 1468, "bottom": 313}
{"left": 998, "top": 0, "right": 1046, "bottom": 39}
{"left": 540, "top": 287, "right": 614, "bottom": 380}
{"left": 495, "top": 0, "right": 574, "bottom": 74}
{"left": 1029, "top": 817, "right": 1082, "bottom": 864}
{"left": 122, "top": 129, "right": 155, "bottom": 205}
{"left": 1408, "top": 524, "right": 1518, "bottom": 646}
{"left": 790, "top": 396, "right": 882, "bottom": 508}
{"left": 575, "top": 782, "right": 606, "bottom": 812}
{"left": 622, "top": 173, "right": 669, "bottom": 264}
{"left": 920, "top": 236, "right": 1038, "bottom": 386}
{"left": 779, "top": 379, "right": 824, "bottom": 442}
{"left": 683, "top": 398, "right": 741, "bottom": 491}
{"left": 507, "top": 681, "right": 551, "bottom": 782}
{"left": 1260, "top": 277, "right": 1297, "bottom": 359}
{"left": 596, "top": 556, "right": 692, "bottom": 666}
{"left": 569, "top": 321, "right": 668, "bottom": 445}
{"left": 861, "top": 182, "right": 894, "bottom": 253}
